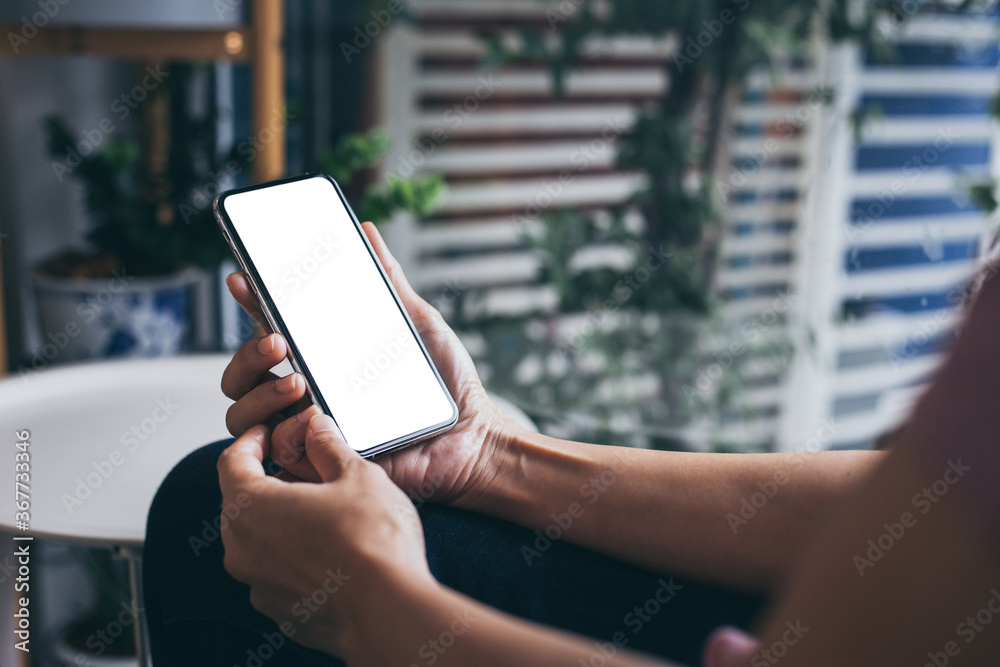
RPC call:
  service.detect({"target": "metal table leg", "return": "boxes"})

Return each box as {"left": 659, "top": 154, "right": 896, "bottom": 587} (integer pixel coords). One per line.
{"left": 113, "top": 546, "right": 150, "bottom": 667}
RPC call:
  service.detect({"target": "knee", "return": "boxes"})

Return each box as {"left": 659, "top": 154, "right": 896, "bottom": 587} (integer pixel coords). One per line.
{"left": 145, "top": 439, "right": 232, "bottom": 558}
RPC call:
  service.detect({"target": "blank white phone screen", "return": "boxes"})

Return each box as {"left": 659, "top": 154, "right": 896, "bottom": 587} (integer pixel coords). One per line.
{"left": 223, "top": 176, "right": 455, "bottom": 453}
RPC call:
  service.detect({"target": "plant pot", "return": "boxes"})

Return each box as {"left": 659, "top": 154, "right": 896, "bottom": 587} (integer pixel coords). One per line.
{"left": 31, "top": 268, "right": 201, "bottom": 364}
{"left": 51, "top": 629, "right": 137, "bottom": 667}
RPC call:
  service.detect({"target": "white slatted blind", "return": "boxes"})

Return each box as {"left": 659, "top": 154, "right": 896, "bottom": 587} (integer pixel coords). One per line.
{"left": 780, "top": 9, "right": 1000, "bottom": 451}
{"left": 376, "top": 0, "right": 666, "bottom": 319}
{"left": 374, "top": 0, "right": 833, "bottom": 449}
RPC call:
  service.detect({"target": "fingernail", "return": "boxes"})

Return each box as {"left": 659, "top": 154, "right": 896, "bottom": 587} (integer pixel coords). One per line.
{"left": 258, "top": 335, "right": 274, "bottom": 354}
{"left": 276, "top": 373, "right": 299, "bottom": 393}
{"left": 297, "top": 405, "right": 320, "bottom": 424}
{"left": 308, "top": 414, "right": 336, "bottom": 435}
{"left": 703, "top": 627, "right": 759, "bottom": 667}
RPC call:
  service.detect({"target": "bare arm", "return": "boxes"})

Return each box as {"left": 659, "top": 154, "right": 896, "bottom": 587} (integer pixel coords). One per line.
{"left": 457, "top": 430, "right": 882, "bottom": 593}
{"left": 724, "top": 264, "right": 1000, "bottom": 666}
{"left": 740, "top": 446, "right": 998, "bottom": 667}
{"left": 344, "top": 572, "right": 672, "bottom": 667}
{"left": 221, "top": 221, "right": 884, "bottom": 596}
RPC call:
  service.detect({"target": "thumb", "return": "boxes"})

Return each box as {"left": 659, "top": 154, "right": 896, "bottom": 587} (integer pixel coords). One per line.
{"left": 305, "top": 413, "right": 358, "bottom": 482}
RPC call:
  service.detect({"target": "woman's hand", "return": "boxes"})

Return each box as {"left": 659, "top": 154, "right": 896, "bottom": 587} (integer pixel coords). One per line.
{"left": 220, "top": 221, "right": 522, "bottom": 506}
{"left": 218, "top": 414, "right": 437, "bottom": 656}
{"left": 219, "top": 415, "right": 674, "bottom": 667}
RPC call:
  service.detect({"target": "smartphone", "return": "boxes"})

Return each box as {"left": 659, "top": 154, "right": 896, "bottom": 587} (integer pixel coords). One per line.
{"left": 213, "top": 173, "right": 458, "bottom": 458}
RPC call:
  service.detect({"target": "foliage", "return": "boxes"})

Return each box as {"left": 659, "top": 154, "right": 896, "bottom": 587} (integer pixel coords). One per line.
{"left": 43, "top": 65, "right": 237, "bottom": 276}
{"left": 43, "top": 68, "right": 444, "bottom": 278}
{"left": 458, "top": 0, "right": 937, "bottom": 449}
{"left": 316, "top": 129, "right": 445, "bottom": 223}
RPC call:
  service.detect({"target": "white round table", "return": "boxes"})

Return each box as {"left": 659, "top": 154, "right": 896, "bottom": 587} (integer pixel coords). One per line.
{"left": 0, "top": 354, "right": 234, "bottom": 666}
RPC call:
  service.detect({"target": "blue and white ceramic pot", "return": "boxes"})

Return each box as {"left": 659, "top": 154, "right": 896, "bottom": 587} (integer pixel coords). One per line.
{"left": 31, "top": 268, "right": 201, "bottom": 363}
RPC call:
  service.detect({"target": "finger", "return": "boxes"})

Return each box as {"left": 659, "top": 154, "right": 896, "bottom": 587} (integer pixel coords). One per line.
{"left": 305, "top": 414, "right": 361, "bottom": 483}
{"left": 703, "top": 627, "right": 760, "bottom": 667}
{"left": 218, "top": 424, "right": 273, "bottom": 498}
{"left": 361, "top": 222, "right": 428, "bottom": 313}
{"left": 271, "top": 404, "right": 317, "bottom": 465}
{"left": 221, "top": 333, "right": 289, "bottom": 400}
{"left": 274, "top": 470, "right": 308, "bottom": 483}
{"left": 226, "top": 272, "right": 272, "bottom": 333}
{"left": 225, "top": 373, "right": 307, "bottom": 436}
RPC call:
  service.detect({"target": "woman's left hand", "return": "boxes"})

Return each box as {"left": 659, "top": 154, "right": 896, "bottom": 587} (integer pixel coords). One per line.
{"left": 217, "top": 413, "right": 436, "bottom": 656}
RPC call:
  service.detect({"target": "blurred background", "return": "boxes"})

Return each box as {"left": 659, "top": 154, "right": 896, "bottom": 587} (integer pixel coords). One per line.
{"left": 1, "top": 0, "right": 999, "bottom": 664}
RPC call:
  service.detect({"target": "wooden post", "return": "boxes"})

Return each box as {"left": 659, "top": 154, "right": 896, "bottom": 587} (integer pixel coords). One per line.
{"left": 251, "top": 0, "right": 285, "bottom": 183}
{"left": 0, "top": 213, "right": 7, "bottom": 378}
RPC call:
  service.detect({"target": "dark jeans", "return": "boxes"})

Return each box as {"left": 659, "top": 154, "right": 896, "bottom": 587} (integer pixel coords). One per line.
{"left": 144, "top": 440, "right": 766, "bottom": 666}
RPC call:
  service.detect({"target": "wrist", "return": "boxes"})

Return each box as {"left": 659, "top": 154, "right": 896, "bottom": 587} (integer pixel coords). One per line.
{"left": 452, "top": 422, "right": 599, "bottom": 523}
{"left": 338, "top": 563, "right": 451, "bottom": 666}
{"left": 450, "top": 415, "right": 531, "bottom": 514}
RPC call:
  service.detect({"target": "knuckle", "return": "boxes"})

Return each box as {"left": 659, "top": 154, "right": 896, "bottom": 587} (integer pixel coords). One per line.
{"left": 220, "top": 367, "right": 237, "bottom": 399}
{"left": 222, "top": 549, "right": 245, "bottom": 580}
{"left": 414, "top": 302, "right": 445, "bottom": 332}
{"left": 224, "top": 404, "right": 241, "bottom": 436}
{"left": 384, "top": 257, "right": 405, "bottom": 284}
{"left": 248, "top": 588, "right": 268, "bottom": 614}
{"left": 217, "top": 446, "right": 236, "bottom": 471}
{"left": 424, "top": 304, "right": 446, "bottom": 328}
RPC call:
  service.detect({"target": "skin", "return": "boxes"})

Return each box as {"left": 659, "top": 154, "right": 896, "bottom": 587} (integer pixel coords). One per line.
{"left": 710, "top": 265, "right": 1000, "bottom": 667}
{"left": 218, "top": 222, "right": 998, "bottom": 666}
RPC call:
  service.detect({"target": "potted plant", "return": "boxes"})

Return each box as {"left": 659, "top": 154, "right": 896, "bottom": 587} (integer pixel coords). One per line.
{"left": 33, "top": 64, "right": 231, "bottom": 365}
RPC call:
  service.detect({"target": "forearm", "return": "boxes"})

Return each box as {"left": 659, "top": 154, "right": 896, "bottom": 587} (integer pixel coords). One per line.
{"left": 748, "top": 447, "right": 1000, "bottom": 666}
{"left": 342, "top": 570, "right": 670, "bottom": 667}
{"left": 459, "top": 427, "right": 882, "bottom": 591}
